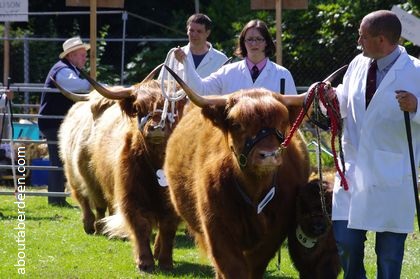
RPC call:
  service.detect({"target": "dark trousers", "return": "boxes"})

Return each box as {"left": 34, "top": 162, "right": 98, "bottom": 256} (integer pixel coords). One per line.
{"left": 333, "top": 220, "right": 407, "bottom": 279}
{"left": 40, "top": 127, "right": 66, "bottom": 204}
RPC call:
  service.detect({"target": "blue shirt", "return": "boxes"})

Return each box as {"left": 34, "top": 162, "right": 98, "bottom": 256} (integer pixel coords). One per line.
{"left": 375, "top": 47, "right": 401, "bottom": 88}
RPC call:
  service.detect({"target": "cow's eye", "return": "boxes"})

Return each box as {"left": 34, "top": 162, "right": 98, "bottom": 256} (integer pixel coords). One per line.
{"left": 231, "top": 123, "right": 241, "bottom": 131}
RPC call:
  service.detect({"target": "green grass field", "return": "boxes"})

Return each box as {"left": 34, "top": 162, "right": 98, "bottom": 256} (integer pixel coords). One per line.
{"left": 0, "top": 187, "right": 419, "bottom": 279}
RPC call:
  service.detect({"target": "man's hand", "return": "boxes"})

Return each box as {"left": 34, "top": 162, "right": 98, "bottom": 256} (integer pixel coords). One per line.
{"left": 174, "top": 47, "right": 187, "bottom": 63}
{"left": 396, "top": 90, "right": 417, "bottom": 113}
{"left": 5, "top": 89, "right": 13, "bottom": 100}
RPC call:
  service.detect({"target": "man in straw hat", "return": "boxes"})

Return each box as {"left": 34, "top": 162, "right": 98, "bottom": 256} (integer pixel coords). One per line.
{"left": 38, "top": 36, "right": 90, "bottom": 207}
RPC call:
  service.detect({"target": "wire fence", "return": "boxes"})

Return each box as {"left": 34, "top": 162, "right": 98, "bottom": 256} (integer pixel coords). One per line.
{"left": 0, "top": 81, "right": 335, "bottom": 197}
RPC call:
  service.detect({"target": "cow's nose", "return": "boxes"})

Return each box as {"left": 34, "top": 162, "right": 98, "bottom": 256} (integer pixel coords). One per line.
{"left": 312, "top": 223, "right": 327, "bottom": 235}
{"left": 152, "top": 125, "right": 164, "bottom": 131}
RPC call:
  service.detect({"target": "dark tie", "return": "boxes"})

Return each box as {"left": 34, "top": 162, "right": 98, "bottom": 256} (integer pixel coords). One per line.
{"left": 251, "top": 65, "right": 259, "bottom": 82}
{"left": 365, "top": 60, "right": 377, "bottom": 108}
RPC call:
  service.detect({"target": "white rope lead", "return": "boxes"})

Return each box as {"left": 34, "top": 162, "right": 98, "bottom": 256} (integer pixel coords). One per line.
{"left": 158, "top": 47, "right": 186, "bottom": 128}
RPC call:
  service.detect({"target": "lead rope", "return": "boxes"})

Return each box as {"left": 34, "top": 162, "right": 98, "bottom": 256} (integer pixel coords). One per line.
{"left": 282, "top": 82, "right": 348, "bottom": 190}
{"left": 315, "top": 125, "right": 331, "bottom": 222}
{"left": 316, "top": 86, "right": 348, "bottom": 190}
{"left": 159, "top": 48, "right": 186, "bottom": 129}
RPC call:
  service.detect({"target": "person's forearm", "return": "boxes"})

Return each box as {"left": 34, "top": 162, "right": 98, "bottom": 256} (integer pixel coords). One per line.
{"left": 56, "top": 70, "right": 91, "bottom": 92}
{"left": 282, "top": 93, "right": 306, "bottom": 107}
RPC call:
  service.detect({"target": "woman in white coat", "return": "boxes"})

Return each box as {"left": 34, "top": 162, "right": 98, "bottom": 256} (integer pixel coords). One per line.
{"left": 172, "top": 19, "right": 297, "bottom": 96}
{"left": 329, "top": 10, "right": 420, "bottom": 279}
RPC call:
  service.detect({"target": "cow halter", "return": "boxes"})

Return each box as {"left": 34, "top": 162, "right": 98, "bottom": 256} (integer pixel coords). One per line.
{"left": 234, "top": 171, "right": 278, "bottom": 214}
{"left": 235, "top": 127, "right": 285, "bottom": 168}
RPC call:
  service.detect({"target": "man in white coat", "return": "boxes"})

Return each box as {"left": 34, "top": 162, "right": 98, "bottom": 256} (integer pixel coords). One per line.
{"left": 330, "top": 10, "right": 420, "bottom": 279}
{"left": 158, "top": 13, "right": 227, "bottom": 81}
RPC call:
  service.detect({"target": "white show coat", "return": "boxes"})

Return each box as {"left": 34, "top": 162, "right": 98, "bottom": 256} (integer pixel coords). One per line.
{"left": 183, "top": 58, "right": 297, "bottom": 96}
{"left": 159, "top": 42, "right": 228, "bottom": 80}
{"left": 332, "top": 46, "right": 420, "bottom": 233}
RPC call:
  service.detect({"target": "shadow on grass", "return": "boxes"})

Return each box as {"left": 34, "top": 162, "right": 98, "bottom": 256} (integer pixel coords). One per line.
{"left": 0, "top": 212, "right": 73, "bottom": 221}
{"left": 174, "top": 232, "right": 196, "bottom": 249}
{"left": 157, "top": 261, "right": 214, "bottom": 278}
{"left": 154, "top": 261, "right": 296, "bottom": 279}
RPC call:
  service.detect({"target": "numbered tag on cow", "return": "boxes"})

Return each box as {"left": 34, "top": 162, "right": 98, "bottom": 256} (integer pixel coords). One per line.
{"left": 156, "top": 169, "right": 168, "bottom": 187}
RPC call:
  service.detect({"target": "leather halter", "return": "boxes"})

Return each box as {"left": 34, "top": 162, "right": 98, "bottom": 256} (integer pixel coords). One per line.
{"left": 237, "top": 127, "right": 284, "bottom": 168}
{"left": 234, "top": 172, "right": 278, "bottom": 214}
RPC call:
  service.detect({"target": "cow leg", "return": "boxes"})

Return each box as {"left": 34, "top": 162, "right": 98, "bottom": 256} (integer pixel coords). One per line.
{"left": 124, "top": 210, "right": 155, "bottom": 272}
{"left": 71, "top": 188, "right": 95, "bottom": 234}
{"left": 94, "top": 206, "right": 107, "bottom": 234}
{"left": 153, "top": 216, "right": 179, "bottom": 270}
{"left": 246, "top": 235, "right": 285, "bottom": 279}
{"left": 204, "top": 226, "right": 249, "bottom": 278}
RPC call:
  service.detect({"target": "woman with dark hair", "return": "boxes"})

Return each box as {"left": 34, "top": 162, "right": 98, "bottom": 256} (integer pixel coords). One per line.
{"left": 172, "top": 19, "right": 297, "bottom": 96}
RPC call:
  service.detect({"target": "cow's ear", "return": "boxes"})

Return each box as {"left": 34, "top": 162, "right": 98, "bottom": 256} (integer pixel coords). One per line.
{"left": 274, "top": 94, "right": 302, "bottom": 127}
{"left": 90, "top": 98, "right": 115, "bottom": 120}
{"left": 118, "top": 96, "right": 138, "bottom": 117}
{"left": 201, "top": 105, "right": 227, "bottom": 129}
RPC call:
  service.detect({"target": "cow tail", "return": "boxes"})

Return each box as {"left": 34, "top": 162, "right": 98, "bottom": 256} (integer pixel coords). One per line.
{"left": 98, "top": 210, "right": 129, "bottom": 239}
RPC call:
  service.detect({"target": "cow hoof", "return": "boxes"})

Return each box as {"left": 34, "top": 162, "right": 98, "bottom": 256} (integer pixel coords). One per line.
{"left": 83, "top": 223, "right": 95, "bottom": 234}
{"left": 158, "top": 262, "right": 173, "bottom": 271}
{"left": 137, "top": 263, "right": 154, "bottom": 273}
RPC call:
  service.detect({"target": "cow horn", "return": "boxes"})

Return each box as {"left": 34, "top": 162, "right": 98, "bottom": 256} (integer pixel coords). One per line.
{"left": 163, "top": 65, "right": 226, "bottom": 107}
{"left": 141, "top": 63, "right": 164, "bottom": 83}
{"left": 50, "top": 77, "right": 90, "bottom": 102}
{"left": 79, "top": 69, "right": 132, "bottom": 100}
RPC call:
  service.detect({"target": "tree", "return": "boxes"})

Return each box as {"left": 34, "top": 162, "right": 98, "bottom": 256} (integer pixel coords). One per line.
{"left": 0, "top": 0, "right": 419, "bottom": 88}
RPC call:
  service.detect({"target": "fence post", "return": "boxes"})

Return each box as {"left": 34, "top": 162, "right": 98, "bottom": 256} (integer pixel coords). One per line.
{"left": 121, "top": 11, "right": 127, "bottom": 85}
{"left": 23, "top": 34, "right": 30, "bottom": 114}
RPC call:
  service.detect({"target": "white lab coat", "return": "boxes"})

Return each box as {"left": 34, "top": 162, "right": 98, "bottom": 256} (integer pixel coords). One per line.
{"left": 158, "top": 42, "right": 228, "bottom": 80}
{"left": 332, "top": 46, "right": 420, "bottom": 233}
{"left": 183, "top": 58, "right": 297, "bottom": 96}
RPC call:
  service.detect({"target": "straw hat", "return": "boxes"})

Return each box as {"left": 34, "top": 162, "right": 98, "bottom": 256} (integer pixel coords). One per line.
{"left": 59, "top": 36, "right": 90, "bottom": 59}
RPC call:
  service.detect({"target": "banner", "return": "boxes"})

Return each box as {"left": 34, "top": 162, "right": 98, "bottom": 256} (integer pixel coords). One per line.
{"left": 0, "top": 0, "right": 28, "bottom": 22}
{"left": 392, "top": 6, "right": 420, "bottom": 46}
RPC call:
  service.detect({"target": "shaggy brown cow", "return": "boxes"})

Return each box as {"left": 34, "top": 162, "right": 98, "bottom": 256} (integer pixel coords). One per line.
{"left": 80, "top": 68, "right": 186, "bottom": 272}
{"left": 288, "top": 178, "right": 341, "bottom": 279}
{"left": 163, "top": 66, "right": 310, "bottom": 278}
{"left": 58, "top": 90, "right": 116, "bottom": 234}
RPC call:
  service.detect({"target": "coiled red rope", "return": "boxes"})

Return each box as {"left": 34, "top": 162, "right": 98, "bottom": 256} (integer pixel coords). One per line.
{"left": 282, "top": 82, "right": 349, "bottom": 190}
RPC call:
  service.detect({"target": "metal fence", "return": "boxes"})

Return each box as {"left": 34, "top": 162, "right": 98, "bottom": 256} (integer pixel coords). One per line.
{"left": 0, "top": 85, "right": 70, "bottom": 197}
{"left": 0, "top": 10, "right": 189, "bottom": 87}
{"left": 0, "top": 82, "right": 332, "bottom": 198}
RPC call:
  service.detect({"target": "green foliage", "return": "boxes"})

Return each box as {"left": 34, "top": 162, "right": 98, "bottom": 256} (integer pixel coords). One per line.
{"left": 95, "top": 25, "right": 121, "bottom": 85}
{"left": 1, "top": 0, "right": 420, "bottom": 87}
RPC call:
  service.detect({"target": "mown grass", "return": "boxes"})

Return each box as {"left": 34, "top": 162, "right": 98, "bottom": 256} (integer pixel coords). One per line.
{"left": 0, "top": 187, "right": 419, "bottom": 279}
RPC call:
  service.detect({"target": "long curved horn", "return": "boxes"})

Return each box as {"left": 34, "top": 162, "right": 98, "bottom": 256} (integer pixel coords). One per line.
{"left": 323, "top": 65, "right": 348, "bottom": 83}
{"left": 50, "top": 77, "right": 90, "bottom": 102}
{"left": 79, "top": 70, "right": 132, "bottom": 100}
{"left": 141, "top": 63, "right": 164, "bottom": 83}
{"left": 163, "top": 65, "right": 226, "bottom": 107}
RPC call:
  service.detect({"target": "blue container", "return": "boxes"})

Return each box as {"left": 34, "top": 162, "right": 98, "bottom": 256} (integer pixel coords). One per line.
{"left": 13, "top": 123, "right": 40, "bottom": 140}
{"left": 31, "top": 158, "right": 49, "bottom": 186}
